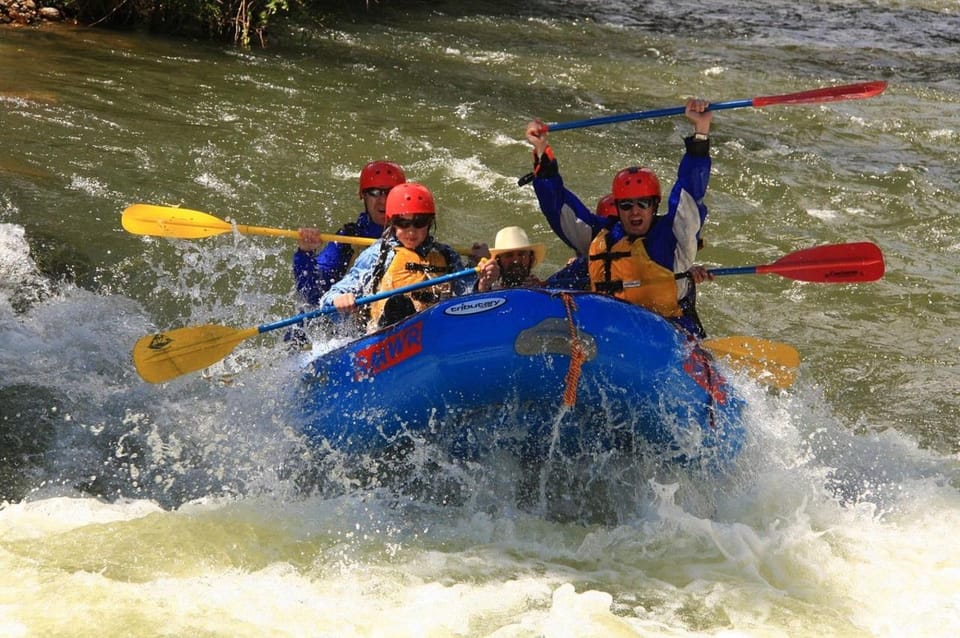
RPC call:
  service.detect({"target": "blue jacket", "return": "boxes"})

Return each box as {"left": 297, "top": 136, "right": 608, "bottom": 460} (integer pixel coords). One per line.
{"left": 292, "top": 211, "right": 383, "bottom": 306}
{"left": 532, "top": 170, "right": 607, "bottom": 259}
{"left": 545, "top": 256, "right": 591, "bottom": 290}
{"left": 528, "top": 175, "right": 606, "bottom": 290}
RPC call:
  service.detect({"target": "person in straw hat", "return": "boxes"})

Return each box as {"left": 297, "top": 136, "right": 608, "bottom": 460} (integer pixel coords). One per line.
{"left": 484, "top": 226, "right": 547, "bottom": 289}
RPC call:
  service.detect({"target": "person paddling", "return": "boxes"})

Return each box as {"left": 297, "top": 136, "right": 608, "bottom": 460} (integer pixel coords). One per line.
{"left": 525, "top": 98, "right": 717, "bottom": 338}
{"left": 321, "top": 182, "right": 500, "bottom": 331}
{"left": 294, "top": 160, "right": 406, "bottom": 305}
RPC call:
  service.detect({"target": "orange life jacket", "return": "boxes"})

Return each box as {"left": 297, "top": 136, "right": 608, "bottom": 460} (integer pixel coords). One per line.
{"left": 588, "top": 229, "right": 681, "bottom": 318}
{"left": 367, "top": 244, "right": 454, "bottom": 328}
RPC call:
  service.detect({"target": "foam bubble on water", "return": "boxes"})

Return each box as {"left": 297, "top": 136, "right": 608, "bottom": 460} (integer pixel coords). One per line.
{"left": 491, "top": 131, "right": 526, "bottom": 148}
{"left": 229, "top": 74, "right": 301, "bottom": 97}
{"left": 805, "top": 208, "right": 838, "bottom": 221}
{"left": 0, "top": 497, "right": 163, "bottom": 541}
{"left": 1, "top": 421, "right": 958, "bottom": 637}
{"left": 0, "top": 224, "right": 54, "bottom": 314}
{"left": 194, "top": 172, "right": 237, "bottom": 198}
{"left": 464, "top": 50, "right": 517, "bottom": 65}
{"left": 543, "top": 583, "right": 636, "bottom": 635}
{"left": 438, "top": 155, "right": 505, "bottom": 192}
{"left": 928, "top": 128, "right": 956, "bottom": 140}
{"left": 68, "top": 175, "right": 114, "bottom": 198}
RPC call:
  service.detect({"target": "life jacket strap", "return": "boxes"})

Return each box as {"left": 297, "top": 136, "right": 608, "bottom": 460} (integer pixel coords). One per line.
{"left": 405, "top": 263, "right": 455, "bottom": 275}
{"left": 594, "top": 280, "right": 624, "bottom": 294}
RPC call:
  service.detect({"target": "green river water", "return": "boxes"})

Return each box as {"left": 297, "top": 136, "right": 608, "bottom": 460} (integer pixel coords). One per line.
{"left": 1, "top": 1, "right": 958, "bottom": 635}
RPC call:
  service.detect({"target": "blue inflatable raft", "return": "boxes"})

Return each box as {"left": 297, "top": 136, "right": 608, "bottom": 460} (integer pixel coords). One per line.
{"left": 297, "top": 288, "right": 746, "bottom": 468}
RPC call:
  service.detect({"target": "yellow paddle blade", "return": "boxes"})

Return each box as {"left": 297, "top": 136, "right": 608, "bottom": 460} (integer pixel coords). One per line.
{"left": 702, "top": 336, "right": 800, "bottom": 389}
{"left": 133, "top": 324, "right": 260, "bottom": 383}
{"left": 122, "top": 204, "right": 234, "bottom": 239}
{"left": 121, "top": 203, "right": 377, "bottom": 245}
{"left": 123, "top": 203, "right": 475, "bottom": 254}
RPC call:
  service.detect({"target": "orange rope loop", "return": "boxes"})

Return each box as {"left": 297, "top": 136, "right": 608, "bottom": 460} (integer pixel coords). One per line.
{"left": 561, "top": 293, "right": 586, "bottom": 407}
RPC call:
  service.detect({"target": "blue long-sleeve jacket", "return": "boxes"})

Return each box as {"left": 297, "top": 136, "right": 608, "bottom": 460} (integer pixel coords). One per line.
{"left": 292, "top": 211, "right": 383, "bottom": 306}
{"left": 529, "top": 166, "right": 606, "bottom": 290}
{"left": 532, "top": 167, "right": 607, "bottom": 258}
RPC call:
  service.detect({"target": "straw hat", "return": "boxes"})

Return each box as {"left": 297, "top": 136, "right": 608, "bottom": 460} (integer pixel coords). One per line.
{"left": 488, "top": 226, "right": 546, "bottom": 268}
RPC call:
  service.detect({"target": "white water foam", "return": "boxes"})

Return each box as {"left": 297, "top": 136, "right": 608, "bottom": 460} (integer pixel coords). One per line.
{"left": 3, "top": 223, "right": 959, "bottom": 636}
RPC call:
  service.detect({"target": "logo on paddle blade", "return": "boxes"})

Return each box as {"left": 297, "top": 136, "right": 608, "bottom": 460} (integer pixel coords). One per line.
{"left": 148, "top": 333, "right": 173, "bottom": 351}
{"left": 443, "top": 297, "right": 506, "bottom": 316}
{"left": 353, "top": 321, "right": 423, "bottom": 380}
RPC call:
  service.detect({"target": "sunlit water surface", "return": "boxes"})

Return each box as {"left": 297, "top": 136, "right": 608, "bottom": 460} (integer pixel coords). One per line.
{"left": 1, "top": 1, "right": 959, "bottom": 635}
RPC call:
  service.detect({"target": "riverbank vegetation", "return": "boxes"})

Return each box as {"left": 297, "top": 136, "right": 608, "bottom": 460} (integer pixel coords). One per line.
{"left": 70, "top": 0, "right": 301, "bottom": 46}
{"left": 7, "top": 0, "right": 386, "bottom": 47}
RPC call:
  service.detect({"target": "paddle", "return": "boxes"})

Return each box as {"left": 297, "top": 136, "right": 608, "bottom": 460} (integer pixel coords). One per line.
{"left": 133, "top": 266, "right": 481, "bottom": 384}
{"left": 547, "top": 81, "right": 886, "bottom": 132}
{"left": 625, "top": 241, "right": 884, "bottom": 387}
{"left": 122, "top": 203, "right": 377, "bottom": 246}
{"left": 698, "top": 241, "right": 883, "bottom": 387}
{"left": 686, "top": 241, "right": 885, "bottom": 283}
{"left": 619, "top": 242, "right": 884, "bottom": 290}
{"left": 122, "top": 203, "right": 474, "bottom": 255}
{"left": 518, "top": 81, "right": 887, "bottom": 185}
{"left": 702, "top": 336, "right": 800, "bottom": 390}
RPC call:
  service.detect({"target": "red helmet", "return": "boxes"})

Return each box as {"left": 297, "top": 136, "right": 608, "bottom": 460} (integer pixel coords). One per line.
{"left": 359, "top": 160, "right": 406, "bottom": 196}
{"left": 385, "top": 182, "right": 436, "bottom": 218}
{"left": 612, "top": 167, "right": 661, "bottom": 201}
{"left": 596, "top": 194, "right": 618, "bottom": 218}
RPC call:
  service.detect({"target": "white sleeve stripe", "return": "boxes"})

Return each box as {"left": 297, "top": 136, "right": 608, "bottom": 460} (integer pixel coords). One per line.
{"left": 672, "top": 189, "right": 702, "bottom": 299}
{"left": 558, "top": 203, "right": 595, "bottom": 255}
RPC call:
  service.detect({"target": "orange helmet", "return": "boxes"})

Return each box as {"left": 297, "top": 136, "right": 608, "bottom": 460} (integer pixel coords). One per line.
{"left": 385, "top": 182, "right": 436, "bottom": 219}
{"left": 612, "top": 167, "right": 661, "bottom": 201}
{"left": 596, "top": 193, "right": 618, "bottom": 218}
{"left": 359, "top": 160, "right": 406, "bottom": 196}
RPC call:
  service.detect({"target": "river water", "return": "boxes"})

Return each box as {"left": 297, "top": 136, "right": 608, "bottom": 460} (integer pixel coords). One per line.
{"left": 1, "top": 1, "right": 959, "bottom": 635}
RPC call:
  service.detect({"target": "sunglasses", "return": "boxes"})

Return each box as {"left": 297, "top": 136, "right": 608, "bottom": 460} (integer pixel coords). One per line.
{"left": 616, "top": 197, "right": 658, "bottom": 211}
{"left": 391, "top": 215, "right": 433, "bottom": 229}
{"left": 363, "top": 188, "right": 392, "bottom": 198}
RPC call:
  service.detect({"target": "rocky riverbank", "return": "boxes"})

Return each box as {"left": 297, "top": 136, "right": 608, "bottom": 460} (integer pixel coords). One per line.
{"left": 1, "top": 0, "right": 66, "bottom": 24}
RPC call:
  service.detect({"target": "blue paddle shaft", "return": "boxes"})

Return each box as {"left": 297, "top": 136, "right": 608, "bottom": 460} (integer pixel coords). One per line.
{"left": 256, "top": 266, "right": 479, "bottom": 334}
{"left": 670, "top": 266, "right": 759, "bottom": 281}
{"left": 702, "top": 266, "right": 758, "bottom": 277}
{"left": 517, "top": 99, "right": 754, "bottom": 185}
{"left": 547, "top": 99, "right": 754, "bottom": 132}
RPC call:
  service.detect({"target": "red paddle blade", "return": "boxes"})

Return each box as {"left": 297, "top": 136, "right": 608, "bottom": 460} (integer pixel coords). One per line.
{"left": 758, "top": 242, "right": 885, "bottom": 283}
{"left": 753, "top": 81, "right": 888, "bottom": 108}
